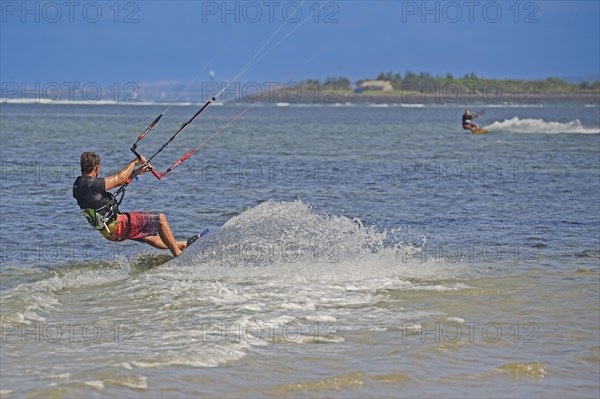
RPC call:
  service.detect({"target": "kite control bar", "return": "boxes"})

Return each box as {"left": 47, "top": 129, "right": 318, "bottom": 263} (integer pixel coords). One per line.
{"left": 130, "top": 144, "right": 163, "bottom": 180}
{"left": 127, "top": 96, "right": 216, "bottom": 181}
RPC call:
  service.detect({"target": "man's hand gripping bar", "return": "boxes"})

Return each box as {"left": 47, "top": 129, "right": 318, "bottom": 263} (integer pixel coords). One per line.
{"left": 131, "top": 146, "right": 164, "bottom": 180}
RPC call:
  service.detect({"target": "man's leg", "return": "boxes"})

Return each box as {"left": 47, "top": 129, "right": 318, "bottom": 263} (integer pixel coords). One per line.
{"left": 142, "top": 235, "right": 187, "bottom": 251}
{"left": 158, "top": 213, "right": 183, "bottom": 257}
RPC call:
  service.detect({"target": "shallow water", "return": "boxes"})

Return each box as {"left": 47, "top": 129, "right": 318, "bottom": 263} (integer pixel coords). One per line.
{"left": 1, "top": 102, "right": 599, "bottom": 398}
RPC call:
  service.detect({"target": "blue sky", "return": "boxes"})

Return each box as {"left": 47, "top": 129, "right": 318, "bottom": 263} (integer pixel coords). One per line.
{"left": 1, "top": 0, "right": 599, "bottom": 88}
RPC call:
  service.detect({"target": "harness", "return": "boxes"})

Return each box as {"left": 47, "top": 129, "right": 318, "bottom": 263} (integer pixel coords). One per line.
{"left": 74, "top": 173, "right": 136, "bottom": 241}
{"left": 76, "top": 182, "right": 127, "bottom": 235}
{"left": 82, "top": 192, "right": 119, "bottom": 231}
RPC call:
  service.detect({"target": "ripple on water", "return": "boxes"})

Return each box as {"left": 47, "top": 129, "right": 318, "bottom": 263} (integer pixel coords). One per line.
{"left": 496, "top": 362, "right": 548, "bottom": 379}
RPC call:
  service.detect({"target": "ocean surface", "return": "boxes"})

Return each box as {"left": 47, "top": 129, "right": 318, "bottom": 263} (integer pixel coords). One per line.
{"left": 0, "top": 101, "right": 599, "bottom": 398}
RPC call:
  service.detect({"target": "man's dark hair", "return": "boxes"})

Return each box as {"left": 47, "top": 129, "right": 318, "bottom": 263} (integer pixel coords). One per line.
{"left": 80, "top": 152, "right": 100, "bottom": 174}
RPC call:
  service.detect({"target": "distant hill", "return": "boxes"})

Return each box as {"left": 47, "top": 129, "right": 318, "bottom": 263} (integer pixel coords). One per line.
{"left": 2, "top": 71, "right": 599, "bottom": 104}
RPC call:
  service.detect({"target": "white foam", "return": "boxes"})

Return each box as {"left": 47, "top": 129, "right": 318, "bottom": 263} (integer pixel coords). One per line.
{"left": 1, "top": 200, "right": 473, "bottom": 375}
{"left": 305, "top": 315, "right": 337, "bottom": 322}
{"left": 168, "top": 201, "right": 467, "bottom": 283}
{"left": 142, "top": 200, "right": 470, "bottom": 349}
{"left": 84, "top": 380, "right": 105, "bottom": 389}
{"left": 130, "top": 343, "right": 248, "bottom": 368}
{"left": 484, "top": 117, "right": 599, "bottom": 134}
{"left": 48, "top": 373, "right": 71, "bottom": 380}
{"left": 0, "top": 259, "right": 130, "bottom": 323}
{"left": 399, "top": 103, "right": 425, "bottom": 108}
{"left": 367, "top": 103, "right": 390, "bottom": 107}
{"left": 105, "top": 376, "right": 148, "bottom": 390}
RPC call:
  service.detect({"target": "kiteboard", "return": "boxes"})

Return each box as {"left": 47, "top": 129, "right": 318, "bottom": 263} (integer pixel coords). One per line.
{"left": 154, "top": 228, "right": 210, "bottom": 269}
{"left": 472, "top": 129, "right": 488, "bottom": 134}
{"left": 186, "top": 228, "right": 210, "bottom": 249}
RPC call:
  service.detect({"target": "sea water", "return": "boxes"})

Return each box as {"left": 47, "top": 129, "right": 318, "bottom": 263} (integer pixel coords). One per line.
{"left": 0, "top": 102, "right": 599, "bottom": 398}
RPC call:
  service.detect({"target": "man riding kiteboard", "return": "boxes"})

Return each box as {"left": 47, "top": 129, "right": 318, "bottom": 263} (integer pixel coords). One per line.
{"left": 73, "top": 151, "right": 200, "bottom": 257}
{"left": 462, "top": 109, "right": 481, "bottom": 133}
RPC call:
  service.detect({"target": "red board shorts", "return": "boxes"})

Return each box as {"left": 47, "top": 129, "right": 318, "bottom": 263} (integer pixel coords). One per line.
{"left": 104, "top": 212, "right": 161, "bottom": 242}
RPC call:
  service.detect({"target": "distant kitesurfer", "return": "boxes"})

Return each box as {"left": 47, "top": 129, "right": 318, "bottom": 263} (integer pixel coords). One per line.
{"left": 462, "top": 109, "right": 480, "bottom": 132}
{"left": 73, "top": 152, "right": 200, "bottom": 257}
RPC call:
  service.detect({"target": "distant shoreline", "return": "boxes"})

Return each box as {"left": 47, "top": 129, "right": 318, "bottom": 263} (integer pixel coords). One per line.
{"left": 252, "top": 89, "right": 600, "bottom": 105}
{"left": 1, "top": 92, "right": 598, "bottom": 106}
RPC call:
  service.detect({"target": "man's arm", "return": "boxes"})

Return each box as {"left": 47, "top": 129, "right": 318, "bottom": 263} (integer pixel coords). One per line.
{"left": 105, "top": 158, "right": 147, "bottom": 191}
